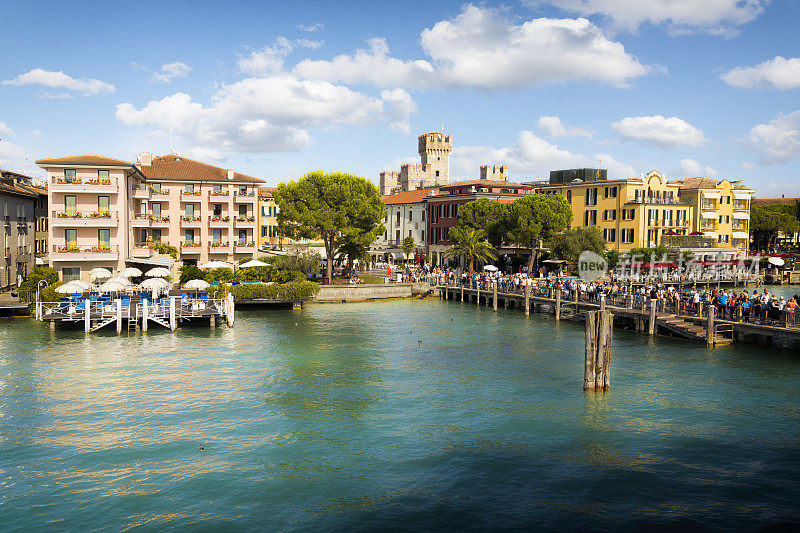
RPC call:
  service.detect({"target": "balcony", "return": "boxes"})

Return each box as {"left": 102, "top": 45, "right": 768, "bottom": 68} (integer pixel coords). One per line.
{"left": 51, "top": 244, "right": 119, "bottom": 261}
{"left": 131, "top": 243, "right": 153, "bottom": 258}
{"left": 234, "top": 241, "right": 257, "bottom": 254}
{"left": 181, "top": 241, "right": 203, "bottom": 254}
{"left": 626, "top": 197, "right": 687, "bottom": 206}
{"left": 17, "top": 217, "right": 28, "bottom": 227}
{"left": 234, "top": 215, "right": 256, "bottom": 227}
{"left": 17, "top": 245, "right": 31, "bottom": 259}
{"left": 150, "top": 215, "right": 170, "bottom": 228}
{"left": 180, "top": 215, "right": 203, "bottom": 227}
{"left": 208, "top": 242, "right": 230, "bottom": 253}
{"left": 233, "top": 191, "right": 257, "bottom": 203}
{"left": 181, "top": 191, "right": 203, "bottom": 202}
{"left": 132, "top": 187, "right": 151, "bottom": 200}
{"left": 131, "top": 214, "right": 151, "bottom": 227}
{"left": 50, "top": 177, "right": 118, "bottom": 193}
{"left": 733, "top": 202, "right": 749, "bottom": 211}
{"left": 208, "top": 215, "right": 230, "bottom": 227}
{"left": 701, "top": 222, "right": 718, "bottom": 231}
{"left": 208, "top": 191, "right": 231, "bottom": 200}
{"left": 51, "top": 211, "right": 117, "bottom": 227}
{"left": 701, "top": 201, "right": 717, "bottom": 211}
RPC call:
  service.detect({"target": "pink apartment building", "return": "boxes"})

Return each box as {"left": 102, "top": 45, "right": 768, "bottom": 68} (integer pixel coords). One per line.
{"left": 37, "top": 152, "right": 263, "bottom": 282}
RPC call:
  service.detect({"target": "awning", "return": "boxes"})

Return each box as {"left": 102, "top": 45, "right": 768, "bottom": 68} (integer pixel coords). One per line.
{"left": 733, "top": 212, "right": 750, "bottom": 219}
{"left": 703, "top": 231, "right": 718, "bottom": 238}
{"left": 125, "top": 256, "right": 175, "bottom": 268}
{"left": 732, "top": 231, "right": 749, "bottom": 239}
{"left": 701, "top": 211, "right": 718, "bottom": 219}
{"left": 702, "top": 191, "right": 721, "bottom": 199}
{"left": 733, "top": 193, "right": 750, "bottom": 200}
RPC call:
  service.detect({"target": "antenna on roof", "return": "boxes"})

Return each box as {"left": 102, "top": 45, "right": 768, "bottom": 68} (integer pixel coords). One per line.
{"left": 168, "top": 128, "right": 177, "bottom": 155}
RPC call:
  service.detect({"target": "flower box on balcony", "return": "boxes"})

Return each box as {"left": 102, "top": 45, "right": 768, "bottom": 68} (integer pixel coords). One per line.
{"left": 182, "top": 190, "right": 202, "bottom": 196}
{"left": 182, "top": 241, "right": 202, "bottom": 248}
{"left": 237, "top": 241, "right": 256, "bottom": 247}
{"left": 181, "top": 216, "right": 202, "bottom": 221}
{"left": 89, "top": 212, "right": 112, "bottom": 218}
{"left": 148, "top": 215, "right": 170, "bottom": 222}
{"left": 209, "top": 242, "right": 229, "bottom": 247}
{"left": 87, "top": 178, "right": 111, "bottom": 185}
{"left": 210, "top": 216, "right": 230, "bottom": 222}
{"left": 210, "top": 191, "right": 230, "bottom": 196}
{"left": 236, "top": 216, "right": 256, "bottom": 222}
{"left": 57, "top": 212, "right": 82, "bottom": 218}
{"left": 55, "top": 178, "right": 82, "bottom": 184}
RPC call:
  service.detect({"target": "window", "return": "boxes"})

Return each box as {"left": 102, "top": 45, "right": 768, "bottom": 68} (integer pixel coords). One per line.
{"left": 151, "top": 229, "right": 161, "bottom": 243}
{"left": 62, "top": 267, "right": 80, "bottom": 282}
{"left": 186, "top": 229, "right": 195, "bottom": 242}
{"left": 213, "top": 204, "right": 222, "bottom": 216}
{"left": 98, "top": 170, "right": 109, "bottom": 179}
{"left": 586, "top": 188, "right": 597, "bottom": 206}
{"left": 213, "top": 184, "right": 222, "bottom": 193}
{"left": 395, "top": 230, "right": 400, "bottom": 242}
{"left": 238, "top": 229, "right": 247, "bottom": 244}
{"left": 140, "top": 201, "right": 147, "bottom": 215}
{"left": 583, "top": 210, "right": 597, "bottom": 226}
{"left": 603, "top": 228, "right": 616, "bottom": 243}
{"left": 604, "top": 209, "right": 617, "bottom": 221}
{"left": 408, "top": 230, "right": 412, "bottom": 238}
{"left": 261, "top": 206, "right": 267, "bottom": 217}
{"left": 151, "top": 183, "right": 161, "bottom": 192}
{"left": 622, "top": 228, "right": 634, "bottom": 243}
{"left": 261, "top": 226, "right": 268, "bottom": 237}
{"left": 239, "top": 204, "right": 247, "bottom": 217}
{"left": 566, "top": 190, "right": 572, "bottom": 204}
{"left": 140, "top": 229, "right": 147, "bottom": 243}
{"left": 408, "top": 210, "right": 413, "bottom": 221}
{"left": 185, "top": 204, "right": 195, "bottom": 217}
{"left": 435, "top": 170, "right": 440, "bottom": 177}
{"left": 64, "top": 195, "right": 77, "bottom": 216}
{"left": 213, "top": 229, "right": 222, "bottom": 243}
{"left": 64, "top": 169, "right": 76, "bottom": 183}
{"left": 151, "top": 203, "right": 161, "bottom": 217}
{"left": 98, "top": 196, "right": 109, "bottom": 215}
{"left": 422, "top": 210, "right": 425, "bottom": 221}
{"left": 396, "top": 211, "right": 401, "bottom": 226}
{"left": 604, "top": 186, "right": 617, "bottom": 199}
{"left": 622, "top": 208, "right": 635, "bottom": 221}
{"left": 185, "top": 183, "right": 195, "bottom": 193}
{"left": 421, "top": 231, "right": 425, "bottom": 243}
{"left": 65, "top": 228, "right": 77, "bottom": 249}
{"left": 98, "top": 229, "right": 110, "bottom": 249}
{"left": 239, "top": 185, "right": 247, "bottom": 194}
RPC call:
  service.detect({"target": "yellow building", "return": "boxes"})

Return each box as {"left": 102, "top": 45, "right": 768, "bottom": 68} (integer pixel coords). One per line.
{"left": 257, "top": 187, "right": 280, "bottom": 249}
{"left": 667, "top": 178, "right": 754, "bottom": 252}
{"left": 539, "top": 171, "right": 691, "bottom": 251}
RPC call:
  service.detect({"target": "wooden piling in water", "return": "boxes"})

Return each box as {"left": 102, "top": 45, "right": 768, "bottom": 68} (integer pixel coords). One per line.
{"left": 493, "top": 282, "right": 498, "bottom": 312}
{"left": 84, "top": 299, "right": 90, "bottom": 333}
{"left": 142, "top": 301, "right": 148, "bottom": 333}
{"left": 116, "top": 299, "right": 122, "bottom": 335}
{"left": 648, "top": 299, "right": 657, "bottom": 336}
{"left": 524, "top": 284, "right": 530, "bottom": 316}
{"left": 584, "top": 310, "right": 613, "bottom": 391}
{"left": 555, "top": 288, "right": 561, "bottom": 321}
{"left": 706, "top": 306, "right": 715, "bottom": 347}
{"left": 461, "top": 284, "right": 464, "bottom": 302}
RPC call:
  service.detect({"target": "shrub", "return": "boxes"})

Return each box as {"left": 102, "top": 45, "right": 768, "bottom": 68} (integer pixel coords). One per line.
{"left": 272, "top": 269, "right": 306, "bottom": 284}
{"left": 179, "top": 264, "right": 206, "bottom": 284}
{"left": 228, "top": 281, "right": 320, "bottom": 301}
{"left": 205, "top": 268, "right": 234, "bottom": 283}
{"left": 19, "top": 266, "right": 61, "bottom": 302}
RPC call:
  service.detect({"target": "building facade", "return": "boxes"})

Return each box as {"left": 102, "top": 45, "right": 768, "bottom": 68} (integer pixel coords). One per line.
{"left": 257, "top": 187, "right": 280, "bottom": 249}
{"left": 380, "top": 131, "right": 453, "bottom": 195}
{"left": 0, "top": 169, "right": 41, "bottom": 291}
{"left": 372, "top": 189, "right": 432, "bottom": 263}
{"left": 37, "top": 153, "right": 263, "bottom": 281}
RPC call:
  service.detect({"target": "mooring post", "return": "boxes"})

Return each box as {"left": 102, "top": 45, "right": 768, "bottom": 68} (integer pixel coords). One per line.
{"left": 524, "top": 283, "right": 530, "bottom": 316}
{"left": 493, "top": 281, "right": 498, "bottom": 311}
{"left": 584, "top": 311, "right": 596, "bottom": 391}
{"left": 476, "top": 284, "right": 480, "bottom": 307}
{"left": 461, "top": 284, "right": 464, "bottom": 302}
{"left": 555, "top": 288, "right": 562, "bottom": 321}
{"left": 50, "top": 320, "right": 55, "bottom": 331}
{"left": 648, "top": 298, "right": 657, "bottom": 336}
{"left": 706, "top": 306, "right": 715, "bottom": 347}
{"left": 169, "top": 297, "right": 177, "bottom": 331}
{"left": 600, "top": 293, "right": 606, "bottom": 313}
{"left": 116, "top": 299, "right": 122, "bottom": 335}
{"left": 210, "top": 314, "right": 216, "bottom": 328}
{"left": 227, "top": 293, "right": 235, "bottom": 326}
{"left": 84, "top": 299, "right": 90, "bottom": 333}
{"left": 584, "top": 310, "right": 613, "bottom": 391}
{"left": 142, "top": 301, "right": 149, "bottom": 333}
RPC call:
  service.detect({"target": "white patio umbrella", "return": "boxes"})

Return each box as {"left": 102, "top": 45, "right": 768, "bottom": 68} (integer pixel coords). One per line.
{"left": 140, "top": 277, "right": 170, "bottom": 290}
{"left": 240, "top": 259, "right": 269, "bottom": 268}
{"left": 200, "top": 260, "right": 231, "bottom": 269}
{"left": 55, "top": 283, "right": 83, "bottom": 294}
{"left": 89, "top": 267, "right": 112, "bottom": 280}
{"left": 184, "top": 279, "right": 210, "bottom": 290}
{"left": 483, "top": 264, "right": 499, "bottom": 272}
{"left": 119, "top": 267, "right": 142, "bottom": 278}
{"left": 69, "top": 280, "right": 91, "bottom": 290}
{"left": 145, "top": 267, "right": 171, "bottom": 277}
{"left": 768, "top": 257, "right": 785, "bottom": 266}
{"left": 98, "top": 279, "right": 128, "bottom": 292}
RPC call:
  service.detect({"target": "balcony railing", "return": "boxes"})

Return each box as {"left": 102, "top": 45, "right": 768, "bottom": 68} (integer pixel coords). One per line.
{"left": 733, "top": 202, "right": 749, "bottom": 211}
{"left": 234, "top": 215, "right": 256, "bottom": 223}
{"left": 208, "top": 242, "right": 230, "bottom": 250}
{"left": 209, "top": 215, "right": 231, "bottom": 223}
{"left": 52, "top": 244, "right": 118, "bottom": 254}
{"left": 209, "top": 190, "right": 230, "bottom": 197}
{"left": 53, "top": 210, "right": 114, "bottom": 219}
{"left": 50, "top": 177, "right": 118, "bottom": 191}
{"left": 182, "top": 241, "right": 202, "bottom": 248}
{"left": 627, "top": 197, "right": 686, "bottom": 206}
{"left": 701, "top": 201, "right": 717, "bottom": 210}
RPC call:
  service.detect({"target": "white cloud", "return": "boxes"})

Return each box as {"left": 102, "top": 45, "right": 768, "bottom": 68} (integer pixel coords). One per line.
{"left": 538, "top": 115, "right": 593, "bottom": 138}
{"left": 451, "top": 130, "right": 636, "bottom": 180}
{"left": 116, "top": 76, "right": 407, "bottom": 153}
{"left": 293, "top": 38, "right": 435, "bottom": 88}
{"left": 238, "top": 38, "right": 294, "bottom": 76}
{"left": 3, "top": 68, "right": 114, "bottom": 96}
{"left": 611, "top": 115, "right": 707, "bottom": 148}
{"left": 293, "top": 5, "right": 649, "bottom": 89}
{"left": 741, "top": 161, "right": 754, "bottom": 170}
{"left": 0, "top": 121, "right": 13, "bottom": 136}
{"left": 298, "top": 22, "right": 324, "bottom": 32}
{"left": 151, "top": 62, "right": 192, "bottom": 83}
{"left": 679, "top": 158, "right": 718, "bottom": 177}
{"left": 182, "top": 147, "right": 226, "bottom": 163}
{"left": 296, "top": 39, "right": 324, "bottom": 50}
{"left": 380, "top": 88, "right": 417, "bottom": 134}
{"left": 746, "top": 110, "right": 800, "bottom": 165}
{"left": 721, "top": 56, "right": 800, "bottom": 90}
{"left": 537, "top": 0, "right": 767, "bottom": 35}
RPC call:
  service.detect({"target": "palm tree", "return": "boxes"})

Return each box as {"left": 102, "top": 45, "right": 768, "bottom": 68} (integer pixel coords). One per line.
{"left": 444, "top": 227, "right": 498, "bottom": 271}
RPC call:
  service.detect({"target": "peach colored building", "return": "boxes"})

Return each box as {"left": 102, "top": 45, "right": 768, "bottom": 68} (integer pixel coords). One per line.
{"left": 37, "top": 153, "right": 263, "bottom": 281}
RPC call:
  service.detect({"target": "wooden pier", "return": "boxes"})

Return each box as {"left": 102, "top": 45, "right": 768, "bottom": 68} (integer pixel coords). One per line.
{"left": 439, "top": 283, "right": 800, "bottom": 349}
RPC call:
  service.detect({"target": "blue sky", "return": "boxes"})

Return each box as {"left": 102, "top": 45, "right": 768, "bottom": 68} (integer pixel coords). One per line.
{"left": 1, "top": 0, "right": 799, "bottom": 196}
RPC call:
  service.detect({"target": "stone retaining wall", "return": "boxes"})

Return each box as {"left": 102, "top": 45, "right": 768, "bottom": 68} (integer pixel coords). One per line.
{"left": 313, "top": 282, "right": 432, "bottom": 303}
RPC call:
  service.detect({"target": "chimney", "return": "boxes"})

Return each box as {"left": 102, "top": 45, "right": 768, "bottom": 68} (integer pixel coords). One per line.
{"left": 227, "top": 169, "right": 234, "bottom": 180}
{"left": 138, "top": 152, "right": 153, "bottom": 166}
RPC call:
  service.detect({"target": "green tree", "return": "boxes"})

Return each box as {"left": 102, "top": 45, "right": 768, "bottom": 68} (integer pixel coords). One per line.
{"left": 18, "top": 266, "right": 60, "bottom": 301}
{"left": 751, "top": 204, "right": 800, "bottom": 250}
{"left": 402, "top": 235, "right": 415, "bottom": 265}
{"left": 179, "top": 264, "right": 206, "bottom": 284}
{"left": 504, "top": 194, "right": 572, "bottom": 272}
{"left": 444, "top": 227, "right": 498, "bottom": 271}
{"left": 274, "top": 171, "right": 386, "bottom": 280}
{"left": 205, "top": 268, "right": 234, "bottom": 283}
{"left": 549, "top": 227, "right": 606, "bottom": 262}
{"left": 457, "top": 199, "right": 508, "bottom": 248}
{"left": 282, "top": 247, "right": 322, "bottom": 277}
{"left": 336, "top": 233, "right": 372, "bottom": 274}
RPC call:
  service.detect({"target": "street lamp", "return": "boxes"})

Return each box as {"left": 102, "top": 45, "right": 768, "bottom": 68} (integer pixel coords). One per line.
{"left": 37, "top": 280, "right": 49, "bottom": 303}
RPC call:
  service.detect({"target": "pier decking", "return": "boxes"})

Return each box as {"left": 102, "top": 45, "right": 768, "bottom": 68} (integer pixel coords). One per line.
{"left": 438, "top": 283, "right": 800, "bottom": 349}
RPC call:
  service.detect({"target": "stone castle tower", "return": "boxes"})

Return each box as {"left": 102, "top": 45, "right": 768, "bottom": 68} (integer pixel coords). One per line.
{"left": 479, "top": 164, "right": 509, "bottom": 182}
{"left": 380, "top": 131, "right": 453, "bottom": 195}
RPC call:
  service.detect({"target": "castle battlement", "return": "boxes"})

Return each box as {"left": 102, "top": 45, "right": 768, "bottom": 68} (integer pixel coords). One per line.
{"left": 480, "top": 164, "right": 509, "bottom": 182}
{"left": 381, "top": 131, "right": 453, "bottom": 194}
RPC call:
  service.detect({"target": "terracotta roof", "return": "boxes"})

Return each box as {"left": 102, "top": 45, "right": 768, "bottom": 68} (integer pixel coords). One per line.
{"left": 668, "top": 177, "right": 755, "bottom": 191}
{"left": 383, "top": 188, "right": 437, "bottom": 205}
{"left": 36, "top": 154, "right": 133, "bottom": 166}
{"left": 258, "top": 186, "right": 276, "bottom": 197}
{"left": 443, "top": 179, "right": 531, "bottom": 189}
{"left": 141, "top": 155, "right": 264, "bottom": 184}
{"left": 752, "top": 197, "right": 800, "bottom": 207}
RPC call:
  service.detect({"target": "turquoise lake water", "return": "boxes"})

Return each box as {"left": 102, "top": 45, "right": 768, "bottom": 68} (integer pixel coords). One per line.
{"left": 1, "top": 298, "right": 799, "bottom": 531}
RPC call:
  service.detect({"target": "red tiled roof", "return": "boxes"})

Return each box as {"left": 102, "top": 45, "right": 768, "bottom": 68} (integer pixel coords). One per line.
{"left": 141, "top": 155, "right": 263, "bottom": 184}
{"left": 383, "top": 188, "right": 437, "bottom": 204}
{"left": 258, "top": 186, "right": 276, "bottom": 197}
{"left": 443, "top": 179, "right": 531, "bottom": 189}
{"left": 668, "top": 177, "right": 755, "bottom": 191}
{"left": 36, "top": 154, "right": 133, "bottom": 166}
